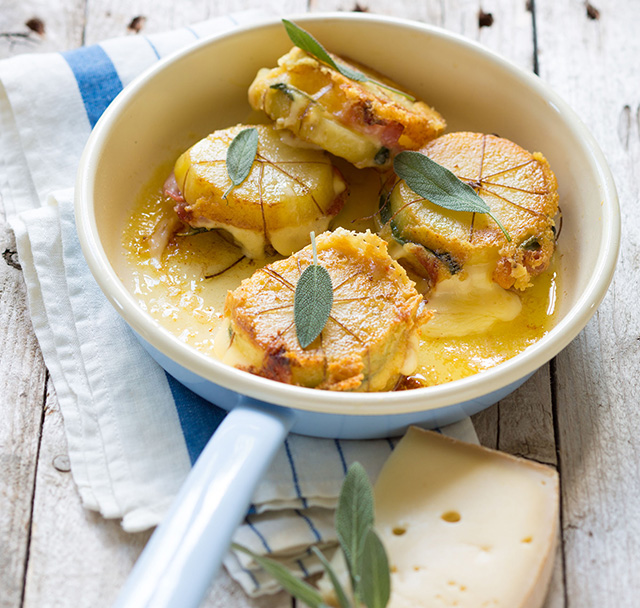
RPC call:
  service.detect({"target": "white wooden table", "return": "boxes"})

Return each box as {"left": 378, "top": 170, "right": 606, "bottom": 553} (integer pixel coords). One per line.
{"left": 1, "top": 1, "right": 638, "bottom": 606}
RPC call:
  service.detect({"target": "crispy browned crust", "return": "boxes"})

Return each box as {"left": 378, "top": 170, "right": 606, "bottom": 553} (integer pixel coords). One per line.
{"left": 223, "top": 228, "right": 426, "bottom": 391}
{"left": 248, "top": 47, "right": 446, "bottom": 168}
{"left": 382, "top": 132, "right": 559, "bottom": 291}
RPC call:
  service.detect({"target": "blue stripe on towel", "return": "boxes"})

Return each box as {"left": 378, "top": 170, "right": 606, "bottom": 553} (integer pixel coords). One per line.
{"left": 144, "top": 37, "right": 161, "bottom": 59}
{"left": 334, "top": 439, "right": 347, "bottom": 475}
{"left": 244, "top": 567, "right": 260, "bottom": 591}
{"left": 62, "top": 41, "right": 233, "bottom": 469}
{"left": 295, "top": 509, "right": 322, "bottom": 543}
{"left": 284, "top": 439, "right": 308, "bottom": 509}
{"left": 247, "top": 519, "right": 272, "bottom": 553}
{"left": 165, "top": 373, "right": 226, "bottom": 464}
{"left": 62, "top": 45, "right": 123, "bottom": 128}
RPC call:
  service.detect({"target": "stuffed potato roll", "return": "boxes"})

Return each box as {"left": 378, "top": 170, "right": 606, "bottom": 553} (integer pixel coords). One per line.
{"left": 216, "top": 228, "right": 428, "bottom": 391}
{"left": 248, "top": 47, "right": 446, "bottom": 170}
{"left": 169, "top": 124, "right": 348, "bottom": 258}
{"left": 379, "top": 132, "right": 559, "bottom": 292}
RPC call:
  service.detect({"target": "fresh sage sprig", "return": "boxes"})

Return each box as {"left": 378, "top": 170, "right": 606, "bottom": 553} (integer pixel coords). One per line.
{"left": 294, "top": 232, "right": 334, "bottom": 349}
{"left": 335, "top": 461, "right": 374, "bottom": 595}
{"left": 232, "top": 462, "right": 391, "bottom": 608}
{"left": 393, "top": 150, "right": 512, "bottom": 242}
{"left": 223, "top": 127, "right": 259, "bottom": 199}
{"left": 311, "top": 545, "right": 352, "bottom": 608}
{"left": 231, "top": 543, "right": 327, "bottom": 608}
{"left": 282, "top": 19, "right": 416, "bottom": 102}
{"left": 336, "top": 463, "right": 391, "bottom": 608}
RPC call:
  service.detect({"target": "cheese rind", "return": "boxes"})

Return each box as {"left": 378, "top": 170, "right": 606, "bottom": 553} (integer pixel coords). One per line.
{"left": 321, "top": 427, "right": 559, "bottom": 608}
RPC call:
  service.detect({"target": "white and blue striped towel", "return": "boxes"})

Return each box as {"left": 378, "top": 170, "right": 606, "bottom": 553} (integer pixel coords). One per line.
{"left": 0, "top": 11, "right": 477, "bottom": 596}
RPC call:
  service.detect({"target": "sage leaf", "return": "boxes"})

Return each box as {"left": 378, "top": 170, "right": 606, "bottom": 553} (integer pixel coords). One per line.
{"left": 282, "top": 19, "right": 415, "bottom": 102}
{"left": 223, "top": 127, "right": 259, "bottom": 199}
{"left": 358, "top": 529, "right": 391, "bottom": 608}
{"left": 294, "top": 234, "right": 333, "bottom": 349}
{"left": 311, "top": 546, "right": 351, "bottom": 608}
{"left": 282, "top": 19, "right": 366, "bottom": 82}
{"left": 336, "top": 462, "right": 375, "bottom": 595}
{"left": 231, "top": 544, "right": 327, "bottom": 608}
{"left": 393, "top": 150, "right": 511, "bottom": 241}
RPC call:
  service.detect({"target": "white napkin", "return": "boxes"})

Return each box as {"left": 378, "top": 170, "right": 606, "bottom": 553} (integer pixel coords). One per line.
{"left": 0, "top": 12, "right": 478, "bottom": 596}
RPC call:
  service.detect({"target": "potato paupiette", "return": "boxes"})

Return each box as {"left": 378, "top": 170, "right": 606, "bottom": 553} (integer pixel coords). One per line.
{"left": 168, "top": 124, "right": 348, "bottom": 258}
{"left": 216, "top": 228, "right": 428, "bottom": 391}
{"left": 248, "top": 47, "right": 445, "bottom": 170}
{"left": 379, "top": 132, "right": 559, "bottom": 293}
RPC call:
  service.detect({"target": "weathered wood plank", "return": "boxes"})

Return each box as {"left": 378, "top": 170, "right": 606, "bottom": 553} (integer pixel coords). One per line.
{"left": 473, "top": 366, "right": 557, "bottom": 464}
{"left": 0, "top": 2, "right": 83, "bottom": 606}
{"left": 0, "top": 0, "right": 85, "bottom": 59}
{"left": 22, "top": 380, "right": 152, "bottom": 608}
{"left": 536, "top": 0, "right": 640, "bottom": 606}
{"left": 0, "top": 220, "right": 48, "bottom": 608}
{"left": 83, "top": 0, "right": 307, "bottom": 45}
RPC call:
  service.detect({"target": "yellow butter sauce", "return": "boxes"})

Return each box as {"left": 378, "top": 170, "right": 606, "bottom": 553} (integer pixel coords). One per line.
{"left": 121, "top": 159, "right": 558, "bottom": 388}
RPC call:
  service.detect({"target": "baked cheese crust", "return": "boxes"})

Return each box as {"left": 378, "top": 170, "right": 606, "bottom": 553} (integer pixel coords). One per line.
{"left": 173, "top": 123, "right": 347, "bottom": 258}
{"left": 380, "top": 132, "right": 559, "bottom": 292}
{"left": 248, "top": 47, "right": 446, "bottom": 170}
{"left": 219, "top": 228, "right": 427, "bottom": 391}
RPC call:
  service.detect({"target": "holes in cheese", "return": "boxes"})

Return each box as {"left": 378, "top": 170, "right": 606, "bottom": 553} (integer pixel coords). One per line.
{"left": 375, "top": 428, "right": 558, "bottom": 608}
{"left": 441, "top": 510, "right": 462, "bottom": 523}
{"left": 320, "top": 426, "right": 559, "bottom": 608}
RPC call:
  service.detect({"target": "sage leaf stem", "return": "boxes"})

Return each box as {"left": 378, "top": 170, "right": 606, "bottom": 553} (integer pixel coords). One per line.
{"left": 231, "top": 544, "right": 327, "bottom": 608}
{"left": 282, "top": 19, "right": 415, "bottom": 102}
{"left": 311, "top": 546, "right": 352, "bottom": 608}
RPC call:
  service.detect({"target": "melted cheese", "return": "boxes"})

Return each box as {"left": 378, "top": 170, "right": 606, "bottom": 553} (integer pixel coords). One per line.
{"left": 422, "top": 263, "right": 522, "bottom": 338}
{"left": 120, "top": 162, "right": 557, "bottom": 387}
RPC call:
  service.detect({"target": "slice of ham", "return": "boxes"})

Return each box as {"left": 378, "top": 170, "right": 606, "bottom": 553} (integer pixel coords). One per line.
{"left": 163, "top": 172, "right": 185, "bottom": 203}
{"left": 340, "top": 100, "right": 406, "bottom": 151}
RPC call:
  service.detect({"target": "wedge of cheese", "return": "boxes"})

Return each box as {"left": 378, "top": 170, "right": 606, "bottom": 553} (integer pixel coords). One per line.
{"left": 376, "top": 427, "right": 558, "bottom": 608}
{"left": 321, "top": 427, "right": 558, "bottom": 608}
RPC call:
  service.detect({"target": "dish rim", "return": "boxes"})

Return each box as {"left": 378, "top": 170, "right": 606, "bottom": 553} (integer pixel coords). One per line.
{"left": 75, "top": 12, "right": 621, "bottom": 417}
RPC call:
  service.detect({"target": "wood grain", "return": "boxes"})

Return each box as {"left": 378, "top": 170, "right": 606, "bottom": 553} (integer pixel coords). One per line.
{"left": 1, "top": 0, "right": 637, "bottom": 606}
{"left": 536, "top": 1, "right": 640, "bottom": 606}
{"left": 0, "top": 219, "right": 47, "bottom": 608}
{"left": 0, "top": 0, "right": 85, "bottom": 59}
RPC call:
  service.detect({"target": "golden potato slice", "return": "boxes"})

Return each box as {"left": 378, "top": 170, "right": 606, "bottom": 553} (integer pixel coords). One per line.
{"left": 379, "top": 132, "right": 559, "bottom": 291}
{"left": 218, "top": 228, "right": 427, "bottom": 391}
{"left": 172, "top": 124, "right": 347, "bottom": 258}
{"left": 248, "top": 47, "right": 445, "bottom": 170}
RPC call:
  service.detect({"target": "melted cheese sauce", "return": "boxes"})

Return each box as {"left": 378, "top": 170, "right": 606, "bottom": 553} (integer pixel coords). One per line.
{"left": 120, "top": 159, "right": 558, "bottom": 388}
